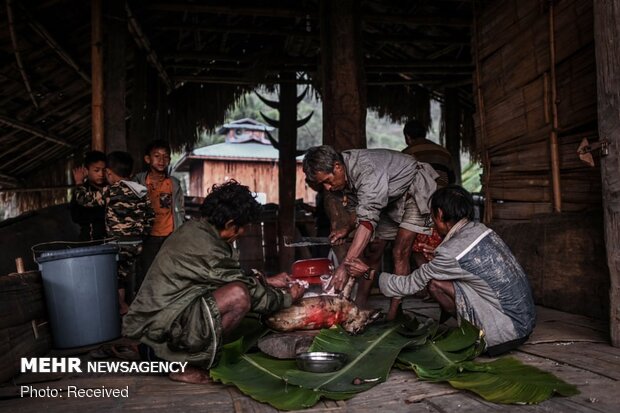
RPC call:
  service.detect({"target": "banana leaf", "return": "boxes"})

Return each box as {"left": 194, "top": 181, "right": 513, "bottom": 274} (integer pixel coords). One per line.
{"left": 210, "top": 321, "right": 426, "bottom": 410}
{"left": 284, "top": 321, "right": 429, "bottom": 393}
{"left": 397, "top": 319, "right": 579, "bottom": 404}
{"left": 448, "top": 358, "right": 579, "bottom": 404}
{"left": 211, "top": 339, "right": 328, "bottom": 410}
{"left": 397, "top": 319, "right": 485, "bottom": 378}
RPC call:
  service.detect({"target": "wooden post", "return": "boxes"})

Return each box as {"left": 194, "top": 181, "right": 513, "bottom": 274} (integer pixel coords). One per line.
{"left": 444, "top": 88, "right": 462, "bottom": 184}
{"left": 128, "top": 50, "right": 147, "bottom": 172}
{"left": 128, "top": 50, "right": 158, "bottom": 173}
{"left": 593, "top": 0, "right": 620, "bottom": 347}
{"left": 91, "top": 0, "right": 104, "bottom": 151}
{"left": 548, "top": 2, "right": 562, "bottom": 212}
{"left": 320, "top": 0, "right": 366, "bottom": 150}
{"left": 104, "top": 0, "right": 127, "bottom": 152}
{"left": 278, "top": 76, "right": 297, "bottom": 271}
{"left": 15, "top": 257, "right": 25, "bottom": 274}
{"left": 473, "top": 3, "right": 492, "bottom": 223}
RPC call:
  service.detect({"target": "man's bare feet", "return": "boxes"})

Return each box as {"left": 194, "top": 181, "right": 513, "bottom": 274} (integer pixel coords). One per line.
{"left": 168, "top": 366, "right": 212, "bottom": 384}
{"left": 119, "top": 302, "right": 129, "bottom": 316}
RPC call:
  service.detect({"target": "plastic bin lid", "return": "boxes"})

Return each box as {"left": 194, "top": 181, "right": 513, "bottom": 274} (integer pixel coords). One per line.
{"left": 34, "top": 243, "right": 119, "bottom": 264}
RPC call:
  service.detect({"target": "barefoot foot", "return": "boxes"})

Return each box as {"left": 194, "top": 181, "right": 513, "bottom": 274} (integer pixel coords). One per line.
{"left": 169, "top": 366, "right": 212, "bottom": 384}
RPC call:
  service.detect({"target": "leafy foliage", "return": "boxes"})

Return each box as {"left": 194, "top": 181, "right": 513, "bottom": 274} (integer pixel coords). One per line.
{"left": 461, "top": 160, "right": 482, "bottom": 193}
{"left": 210, "top": 321, "right": 422, "bottom": 410}
{"left": 397, "top": 319, "right": 579, "bottom": 404}
{"left": 211, "top": 317, "right": 578, "bottom": 410}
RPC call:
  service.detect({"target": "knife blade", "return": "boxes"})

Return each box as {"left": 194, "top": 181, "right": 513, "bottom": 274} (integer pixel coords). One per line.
{"left": 283, "top": 236, "right": 332, "bottom": 247}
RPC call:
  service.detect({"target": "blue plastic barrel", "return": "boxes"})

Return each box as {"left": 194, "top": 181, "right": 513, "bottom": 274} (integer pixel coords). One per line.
{"left": 34, "top": 242, "right": 120, "bottom": 348}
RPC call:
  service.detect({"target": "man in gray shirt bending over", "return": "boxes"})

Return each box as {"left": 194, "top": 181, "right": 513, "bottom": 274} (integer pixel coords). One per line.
{"left": 303, "top": 145, "right": 438, "bottom": 319}
{"left": 345, "top": 185, "right": 536, "bottom": 355}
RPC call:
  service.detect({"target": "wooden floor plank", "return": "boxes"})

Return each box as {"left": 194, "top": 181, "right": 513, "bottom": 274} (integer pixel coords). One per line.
{"left": 518, "top": 342, "right": 620, "bottom": 380}
{"left": 2, "top": 302, "right": 619, "bottom": 413}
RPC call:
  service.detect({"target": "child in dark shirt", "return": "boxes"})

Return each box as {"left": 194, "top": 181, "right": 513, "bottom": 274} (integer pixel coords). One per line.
{"left": 70, "top": 151, "right": 107, "bottom": 241}
{"left": 76, "top": 151, "right": 154, "bottom": 314}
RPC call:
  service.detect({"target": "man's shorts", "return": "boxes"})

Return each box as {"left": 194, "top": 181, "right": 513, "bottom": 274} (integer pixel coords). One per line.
{"left": 375, "top": 195, "right": 431, "bottom": 240}
{"left": 167, "top": 294, "right": 223, "bottom": 369}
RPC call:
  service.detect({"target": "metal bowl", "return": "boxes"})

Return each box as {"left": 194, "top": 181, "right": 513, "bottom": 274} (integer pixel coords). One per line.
{"left": 296, "top": 352, "right": 348, "bottom": 373}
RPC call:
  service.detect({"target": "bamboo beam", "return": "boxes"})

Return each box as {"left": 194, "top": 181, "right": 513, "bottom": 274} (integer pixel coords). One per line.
{"left": 593, "top": 0, "right": 620, "bottom": 347}
{"left": 0, "top": 90, "right": 90, "bottom": 143}
{"left": 126, "top": 3, "right": 173, "bottom": 92}
{"left": 0, "top": 172, "right": 20, "bottom": 187}
{"left": 172, "top": 76, "right": 312, "bottom": 85}
{"left": 171, "top": 75, "right": 468, "bottom": 86}
{"left": 159, "top": 24, "right": 315, "bottom": 37}
{"left": 370, "top": 35, "right": 469, "bottom": 46}
{"left": 91, "top": 0, "right": 104, "bottom": 152}
{"left": 165, "top": 52, "right": 257, "bottom": 63}
{"left": 169, "top": 65, "right": 472, "bottom": 76}
{"left": 364, "top": 14, "right": 471, "bottom": 28}
{"left": 148, "top": 3, "right": 312, "bottom": 18}
{"left": 20, "top": 5, "right": 91, "bottom": 84}
{"left": 0, "top": 185, "right": 75, "bottom": 194}
{"left": 13, "top": 127, "right": 89, "bottom": 174}
{"left": 167, "top": 52, "right": 471, "bottom": 69}
{"left": 147, "top": 3, "right": 471, "bottom": 27}
{"left": 365, "top": 61, "right": 472, "bottom": 68}
{"left": 170, "top": 62, "right": 472, "bottom": 74}
{"left": 156, "top": 24, "right": 469, "bottom": 45}
{"left": 0, "top": 114, "right": 73, "bottom": 147}
{"left": 548, "top": 2, "right": 562, "bottom": 213}
{"left": 6, "top": 0, "right": 38, "bottom": 110}
{"left": 427, "top": 44, "right": 461, "bottom": 60}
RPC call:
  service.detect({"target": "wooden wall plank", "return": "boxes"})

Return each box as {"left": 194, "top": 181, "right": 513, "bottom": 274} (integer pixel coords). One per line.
{"left": 195, "top": 159, "right": 314, "bottom": 204}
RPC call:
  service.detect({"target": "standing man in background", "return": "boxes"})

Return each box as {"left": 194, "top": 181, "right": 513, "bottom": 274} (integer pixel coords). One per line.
{"left": 402, "top": 120, "right": 456, "bottom": 187}
{"left": 402, "top": 120, "right": 457, "bottom": 269}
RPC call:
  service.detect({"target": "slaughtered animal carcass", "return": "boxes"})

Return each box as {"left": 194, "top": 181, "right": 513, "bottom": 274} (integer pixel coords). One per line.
{"left": 265, "top": 296, "right": 381, "bottom": 335}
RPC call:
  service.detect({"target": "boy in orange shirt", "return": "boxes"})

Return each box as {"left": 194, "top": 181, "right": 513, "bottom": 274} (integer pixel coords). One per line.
{"left": 133, "top": 140, "right": 185, "bottom": 283}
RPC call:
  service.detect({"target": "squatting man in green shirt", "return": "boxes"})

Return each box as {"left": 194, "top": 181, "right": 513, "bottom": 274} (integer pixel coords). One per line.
{"left": 123, "top": 181, "right": 305, "bottom": 384}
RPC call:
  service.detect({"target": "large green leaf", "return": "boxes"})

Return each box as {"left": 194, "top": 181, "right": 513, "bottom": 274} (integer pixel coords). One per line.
{"left": 210, "top": 321, "right": 424, "bottom": 410}
{"left": 211, "top": 316, "right": 578, "bottom": 408}
{"left": 211, "top": 339, "right": 326, "bottom": 410}
{"left": 397, "top": 320, "right": 579, "bottom": 404}
{"left": 397, "top": 319, "right": 484, "bottom": 379}
{"left": 284, "top": 322, "right": 423, "bottom": 393}
{"left": 448, "top": 358, "right": 579, "bottom": 404}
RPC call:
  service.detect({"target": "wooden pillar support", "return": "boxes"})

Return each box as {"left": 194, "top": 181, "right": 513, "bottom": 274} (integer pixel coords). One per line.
{"left": 593, "top": 0, "right": 620, "bottom": 347}
{"left": 278, "top": 76, "right": 297, "bottom": 271}
{"left": 548, "top": 2, "right": 562, "bottom": 212}
{"left": 104, "top": 0, "right": 127, "bottom": 152}
{"left": 444, "top": 88, "right": 462, "bottom": 184}
{"left": 473, "top": 3, "right": 491, "bottom": 223}
{"left": 91, "top": 0, "right": 104, "bottom": 151}
{"left": 320, "top": 0, "right": 366, "bottom": 150}
{"left": 128, "top": 50, "right": 152, "bottom": 173}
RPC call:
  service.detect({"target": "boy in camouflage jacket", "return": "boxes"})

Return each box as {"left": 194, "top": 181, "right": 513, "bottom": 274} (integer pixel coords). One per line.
{"left": 76, "top": 151, "right": 154, "bottom": 314}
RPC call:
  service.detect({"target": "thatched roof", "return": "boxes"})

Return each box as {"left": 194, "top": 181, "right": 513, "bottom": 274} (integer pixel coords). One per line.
{"left": 0, "top": 0, "right": 476, "bottom": 215}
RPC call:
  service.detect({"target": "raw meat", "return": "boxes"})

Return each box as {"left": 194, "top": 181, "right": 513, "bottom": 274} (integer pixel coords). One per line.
{"left": 265, "top": 296, "right": 381, "bottom": 334}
